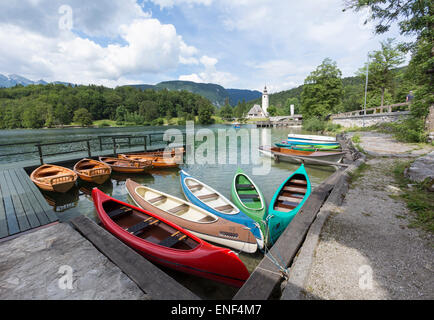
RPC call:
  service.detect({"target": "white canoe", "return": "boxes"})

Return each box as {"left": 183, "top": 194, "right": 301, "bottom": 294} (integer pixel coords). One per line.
{"left": 288, "top": 134, "right": 337, "bottom": 142}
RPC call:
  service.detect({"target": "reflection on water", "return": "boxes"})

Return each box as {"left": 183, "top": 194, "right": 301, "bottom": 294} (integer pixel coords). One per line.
{"left": 20, "top": 125, "right": 336, "bottom": 299}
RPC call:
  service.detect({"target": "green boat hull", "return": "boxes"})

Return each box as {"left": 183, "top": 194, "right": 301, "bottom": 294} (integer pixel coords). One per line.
{"left": 275, "top": 142, "right": 340, "bottom": 151}
{"left": 266, "top": 164, "right": 312, "bottom": 245}
{"left": 231, "top": 169, "right": 267, "bottom": 237}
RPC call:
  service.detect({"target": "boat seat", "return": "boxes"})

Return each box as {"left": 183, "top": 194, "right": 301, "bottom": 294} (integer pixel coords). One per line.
{"left": 278, "top": 196, "right": 302, "bottom": 203}
{"left": 168, "top": 204, "right": 189, "bottom": 214}
{"left": 198, "top": 193, "right": 219, "bottom": 200}
{"left": 236, "top": 184, "right": 254, "bottom": 189}
{"left": 108, "top": 206, "right": 133, "bottom": 219}
{"left": 274, "top": 206, "right": 293, "bottom": 213}
{"left": 238, "top": 194, "right": 260, "bottom": 200}
{"left": 127, "top": 217, "right": 159, "bottom": 236}
{"left": 290, "top": 179, "right": 307, "bottom": 185}
{"left": 198, "top": 215, "right": 215, "bottom": 223}
{"left": 283, "top": 186, "right": 306, "bottom": 194}
{"left": 188, "top": 184, "right": 203, "bottom": 190}
{"left": 214, "top": 204, "right": 234, "bottom": 212}
{"left": 159, "top": 231, "right": 187, "bottom": 248}
{"left": 148, "top": 195, "right": 166, "bottom": 204}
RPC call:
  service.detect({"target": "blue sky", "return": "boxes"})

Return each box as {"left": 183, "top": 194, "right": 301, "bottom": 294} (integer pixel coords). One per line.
{"left": 0, "top": 0, "right": 413, "bottom": 92}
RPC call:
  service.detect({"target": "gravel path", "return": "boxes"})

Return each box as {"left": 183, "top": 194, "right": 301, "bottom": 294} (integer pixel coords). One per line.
{"left": 303, "top": 157, "right": 434, "bottom": 300}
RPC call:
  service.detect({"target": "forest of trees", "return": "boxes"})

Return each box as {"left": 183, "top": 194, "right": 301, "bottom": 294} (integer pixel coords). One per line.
{"left": 0, "top": 84, "right": 216, "bottom": 129}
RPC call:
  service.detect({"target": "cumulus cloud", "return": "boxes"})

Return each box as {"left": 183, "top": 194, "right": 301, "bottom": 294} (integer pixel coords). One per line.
{"left": 148, "top": 0, "right": 213, "bottom": 9}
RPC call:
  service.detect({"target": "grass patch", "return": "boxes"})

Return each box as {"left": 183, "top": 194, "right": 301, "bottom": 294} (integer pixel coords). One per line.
{"left": 391, "top": 161, "right": 434, "bottom": 233}
{"left": 348, "top": 162, "right": 370, "bottom": 185}
{"left": 352, "top": 133, "right": 361, "bottom": 143}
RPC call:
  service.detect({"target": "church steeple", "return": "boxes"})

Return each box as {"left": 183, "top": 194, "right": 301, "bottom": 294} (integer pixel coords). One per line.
{"left": 262, "top": 85, "right": 269, "bottom": 116}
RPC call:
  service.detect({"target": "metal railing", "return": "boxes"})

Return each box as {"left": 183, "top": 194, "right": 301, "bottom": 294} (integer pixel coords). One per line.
{"left": 331, "top": 102, "right": 410, "bottom": 119}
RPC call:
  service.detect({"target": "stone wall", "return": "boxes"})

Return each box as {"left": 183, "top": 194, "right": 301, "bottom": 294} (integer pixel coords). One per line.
{"left": 331, "top": 111, "right": 410, "bottom": 128}
{"left": 425, "top": 105, "right": 434, "bottom": 142}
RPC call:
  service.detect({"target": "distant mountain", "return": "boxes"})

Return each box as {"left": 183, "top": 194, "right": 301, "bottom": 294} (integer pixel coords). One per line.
{"left": 0, "top": 74, "right": 74, "bottom": 88}
{"left": 126, "top": 80, "right": 261, "bottom": 107}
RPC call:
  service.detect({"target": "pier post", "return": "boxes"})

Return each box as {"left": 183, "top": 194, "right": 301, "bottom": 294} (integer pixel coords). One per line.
{"left": 144, "top": 135, "right": 147, "bottom": 151}
{"left": 99, "top": 136, "right": 103, "bottom": 151}
{"left": 36, "top": 144, "right": 43, "bottom": 165}
{"left": 86, "top": 140, "right": 92, "bottom": 158}
{"left": 112, "top": 138, "right": 117, "bottom": 156}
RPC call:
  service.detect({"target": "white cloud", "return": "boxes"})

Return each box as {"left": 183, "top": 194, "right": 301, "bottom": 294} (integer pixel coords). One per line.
{"left": 0, "top": 18, "right": 199, "bottom": 86}
{"left": 148, "top": 0, "right": 213, "bottom": 9}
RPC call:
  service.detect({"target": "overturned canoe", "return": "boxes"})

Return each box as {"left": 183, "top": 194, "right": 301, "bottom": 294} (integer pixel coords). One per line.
{"left": 287, "top": 133, "right": 336, "bottom": 142}
{"left": 267, "top": 164, "right": 311, "bottom": 244}
{"left": 259, "top": 146, "right": 345, "bottom": 165}
{"left": 30, "top": 164, "right": 77, "bottom": 193}
{"left": 73, "top": 159, "right": 112, "bottom": 184}
{"left": 99, "top": 157, "right": 152, "bottom": 173}
{"left": 180, "top": 170, "right": 264, "bottom": 249}
{"left": 92, "top": 188, "right": 249, "bottom": 287}
{"left": 126, "top": 179, "right": 258, "bottom": 253}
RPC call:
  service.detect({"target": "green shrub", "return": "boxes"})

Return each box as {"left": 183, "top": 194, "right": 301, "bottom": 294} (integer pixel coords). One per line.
{"left": 352, "top": 134, "right": 361, "bottom": 143}
{"left": 302, "top": 118, "right": 326, "bottom": 132}
{"left": 98, "top": 121, "right": 111, "bottom": 128}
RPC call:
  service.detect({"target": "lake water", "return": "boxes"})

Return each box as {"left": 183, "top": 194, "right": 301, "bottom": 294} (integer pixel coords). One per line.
{"left": 0, "top": 124, "right": 335, "bottom": 299}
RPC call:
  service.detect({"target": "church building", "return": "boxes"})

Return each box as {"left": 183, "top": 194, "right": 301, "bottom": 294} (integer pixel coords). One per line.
{"left": 246, "top": 86, "right": 269, "bottom": 118}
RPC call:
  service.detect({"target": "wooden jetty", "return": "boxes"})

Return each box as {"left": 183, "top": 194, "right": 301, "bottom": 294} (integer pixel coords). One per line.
{"left": 0, "top": 167, "right": 58, "bottom": 240}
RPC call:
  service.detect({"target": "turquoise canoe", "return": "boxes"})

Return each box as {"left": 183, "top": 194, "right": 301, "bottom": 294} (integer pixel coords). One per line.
{"left": 266, "top": 164, "right": 311, "bottom": 245}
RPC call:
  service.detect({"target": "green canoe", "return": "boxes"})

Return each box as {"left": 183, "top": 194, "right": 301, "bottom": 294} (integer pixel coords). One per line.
{"left": 275, "top": 142, "right": 340, "bottom": 151}
{"left": 231, "top": 169, "right": 267, "bottom": 233}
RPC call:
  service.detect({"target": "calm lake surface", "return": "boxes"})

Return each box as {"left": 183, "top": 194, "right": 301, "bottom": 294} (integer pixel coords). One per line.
{"left": 0, "top": 124, "right": 335, "bottom": 299}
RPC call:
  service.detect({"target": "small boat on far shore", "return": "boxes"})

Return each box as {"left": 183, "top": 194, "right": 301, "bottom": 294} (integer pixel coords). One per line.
{"left": 288, "top": 133, "right": 337, "bottom": 142}
{"left": 30, "top": 164, "right": 77, "bottom": 193}
{"left": 92, "top": 188, "right": 250, "bottom": 287}
{"left": 259, "top": 145, "right": 345, "bottom": 165}
{"left": 74, "top": 159, "right": 112, "bottom": 184}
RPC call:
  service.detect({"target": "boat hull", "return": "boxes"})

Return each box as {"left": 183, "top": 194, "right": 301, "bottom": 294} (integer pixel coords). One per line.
{"left": 125, "top": 179, "right": 258, "bottom": 253}
{"left": 267, "top": 164, "right": 311, "bottom": 244}
{"left": 99, "top": 157, "right": 148, "bottom": 173}
{"left": 180, "top": 170, "right": 264, "bottom": 249}
{"left": 276, "top": 142, "right": 340, "bottom": 150}
{"left": 260, "top": 146, "right": 344, "bottom": 165}
{"left": 287, "top": 138, "right": 340, "bottom": 146}
{"left": 92, "top": 188, "right": 250, "bottom": 287}
{"left": 74, "top": 159, "right": 112, "bottom": 185}
{"left": 30, "top": 164, "right": 77, "bottom": 193}
{"left": 287, "top": 134, "right": 336, "bottom": 142}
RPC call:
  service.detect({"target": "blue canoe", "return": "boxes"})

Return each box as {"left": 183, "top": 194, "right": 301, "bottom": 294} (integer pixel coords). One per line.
{"left": 266, "top": 164, "right": 311, "bottom": 245}
{"left": 180, "top": 170, "right": 264, "bottom": 249}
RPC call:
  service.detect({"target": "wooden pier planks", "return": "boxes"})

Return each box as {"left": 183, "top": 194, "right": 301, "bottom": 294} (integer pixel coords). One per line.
{"left": 233, "top": 168, "right": 346, "bottom": 300}
{"left": 71, "top": 215, "right": 200, "bottom": 300}
{"left": 0, "top": 167, "right": 58, "bottom": 239}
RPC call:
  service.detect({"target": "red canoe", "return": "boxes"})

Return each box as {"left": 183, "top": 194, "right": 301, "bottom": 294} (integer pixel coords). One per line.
{"left": 92, "top": 188, "right": 250, "bottom": 287}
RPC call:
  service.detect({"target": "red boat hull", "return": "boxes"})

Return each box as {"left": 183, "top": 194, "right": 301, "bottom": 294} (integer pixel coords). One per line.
{"left": 92, "top": 189, "right": 250, "bottom": 287}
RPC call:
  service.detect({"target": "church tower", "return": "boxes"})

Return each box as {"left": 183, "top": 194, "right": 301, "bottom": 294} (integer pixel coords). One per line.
{"left": 262, "top": 85, "right": 269, "bottom": 116}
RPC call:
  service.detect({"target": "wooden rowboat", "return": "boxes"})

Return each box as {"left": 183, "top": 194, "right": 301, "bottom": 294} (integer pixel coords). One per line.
{"left": 92, "top": 188, "right": 250, "bottom": 287}
{"left": 99, "top": 157, "right": 152, "bottom": 173}
{"left": 119, "top": 154, "right": 180, "bottom": 168}
{"left": 30, "top": 164, "right": 77, "bottom": 193}
{"left": 267, "top": 164, "right": 311, "bottom": 244}
{"left": 231, "top": 169, "right": 267, "bottom": 227}
{"left": 276, "top": 141, "right": 340, "bottom": 150}
{"left": 180, "top": 170, "right": 264, "bottom": 249}
{"left": 287, "top": 138, "right": 340, "bottom": 146}
{"left": 126, "top": 147, "right": 185, "bottom": 157}
{"left": 125, "top": 179, "right": 258, "bottom": 253}
{"left": 259, "top": 146, "right": 345, "bottom": 165}
{"left": 73, "top": 159, "right": 112, "bottom": 184}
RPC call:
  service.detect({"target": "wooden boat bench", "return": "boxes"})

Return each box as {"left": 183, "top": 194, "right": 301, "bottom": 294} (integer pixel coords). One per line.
{"left": 148, "top": 195, "right": 167, "bottom": 204}
{"left": 159, "top": 231, "right": 187, "bottom": 248}
{"left": 214, "top": 204, "right": 234, "bottom": 212}
{"left": 168, "top": 204, "right": 189, "bottom": 214}
{"left": 290, "top": 179, "right": 307, "bottom": 185}
{"left": 127, "top": 217, "right": 159, "bottom": 236}
{"left": 238, "top": 194, "right": 260, "bottom": 200}
{"left": 108, "top": 206, "right": 133, "bottom": 219}
{"left": 198, "top": 193, "right": 219, "bottom": 200}
{"left": 283, "top": 186, "right": 306, "bottom": 194}
{"left": 236, "top": 184, "right": 254, "bottom": 190}
{"left": 278, "top": 195, "right": 302, "bottom": 203}
{"left": 188, "top": 184, "right": 203, "bottom": 190}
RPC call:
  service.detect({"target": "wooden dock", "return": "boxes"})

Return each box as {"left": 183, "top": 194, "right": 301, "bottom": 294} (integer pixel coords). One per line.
{"left": 0, "top": 167, "right": 58, "bottom": 240}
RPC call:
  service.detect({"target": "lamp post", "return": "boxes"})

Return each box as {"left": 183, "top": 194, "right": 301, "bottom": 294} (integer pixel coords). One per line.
{"left": 363, "top": 52, "right": 370, "bottom": 128}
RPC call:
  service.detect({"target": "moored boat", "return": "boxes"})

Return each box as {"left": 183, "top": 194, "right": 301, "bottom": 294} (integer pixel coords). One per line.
{"left": 119, "top": 153, "right": 180, "bottom": 168}
{"left": 30, "top": 164, "right": 77, "bottom": 193}
{"left": 267, "top": 164, "right": 311, "bottom": 244}
{"left": 99, "top": 157, "right": 152, "bottom": 173}
{"left": 92, "top": 188, "right": 250, "bottom": 287}
{"left": 276, "top": 141, "right": 340, "bottom": 150}
{"left": 125, "top": 179, "right": 258, "bottom": 253}
{"left": 287, "top": 133, "right": 337, "bottom": 142}
{"left": 180, "top": 170, "right": 264, "bottom": 249}
{"left": 73, "top": 159, "right": 112, "bottom": 184}
{"left": 231, "top": 169, "right": 267, "bottom": 229}
{"left": 287, "top": 138, "right": 340, "bottom": 147}
{"left": 259, "top": 146, "right": 345, "bottom": 165}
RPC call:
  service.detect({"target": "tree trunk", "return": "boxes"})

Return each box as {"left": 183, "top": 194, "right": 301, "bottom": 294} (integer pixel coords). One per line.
{"left": 381, "top": 87, "right": 385, "bottom": 107}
